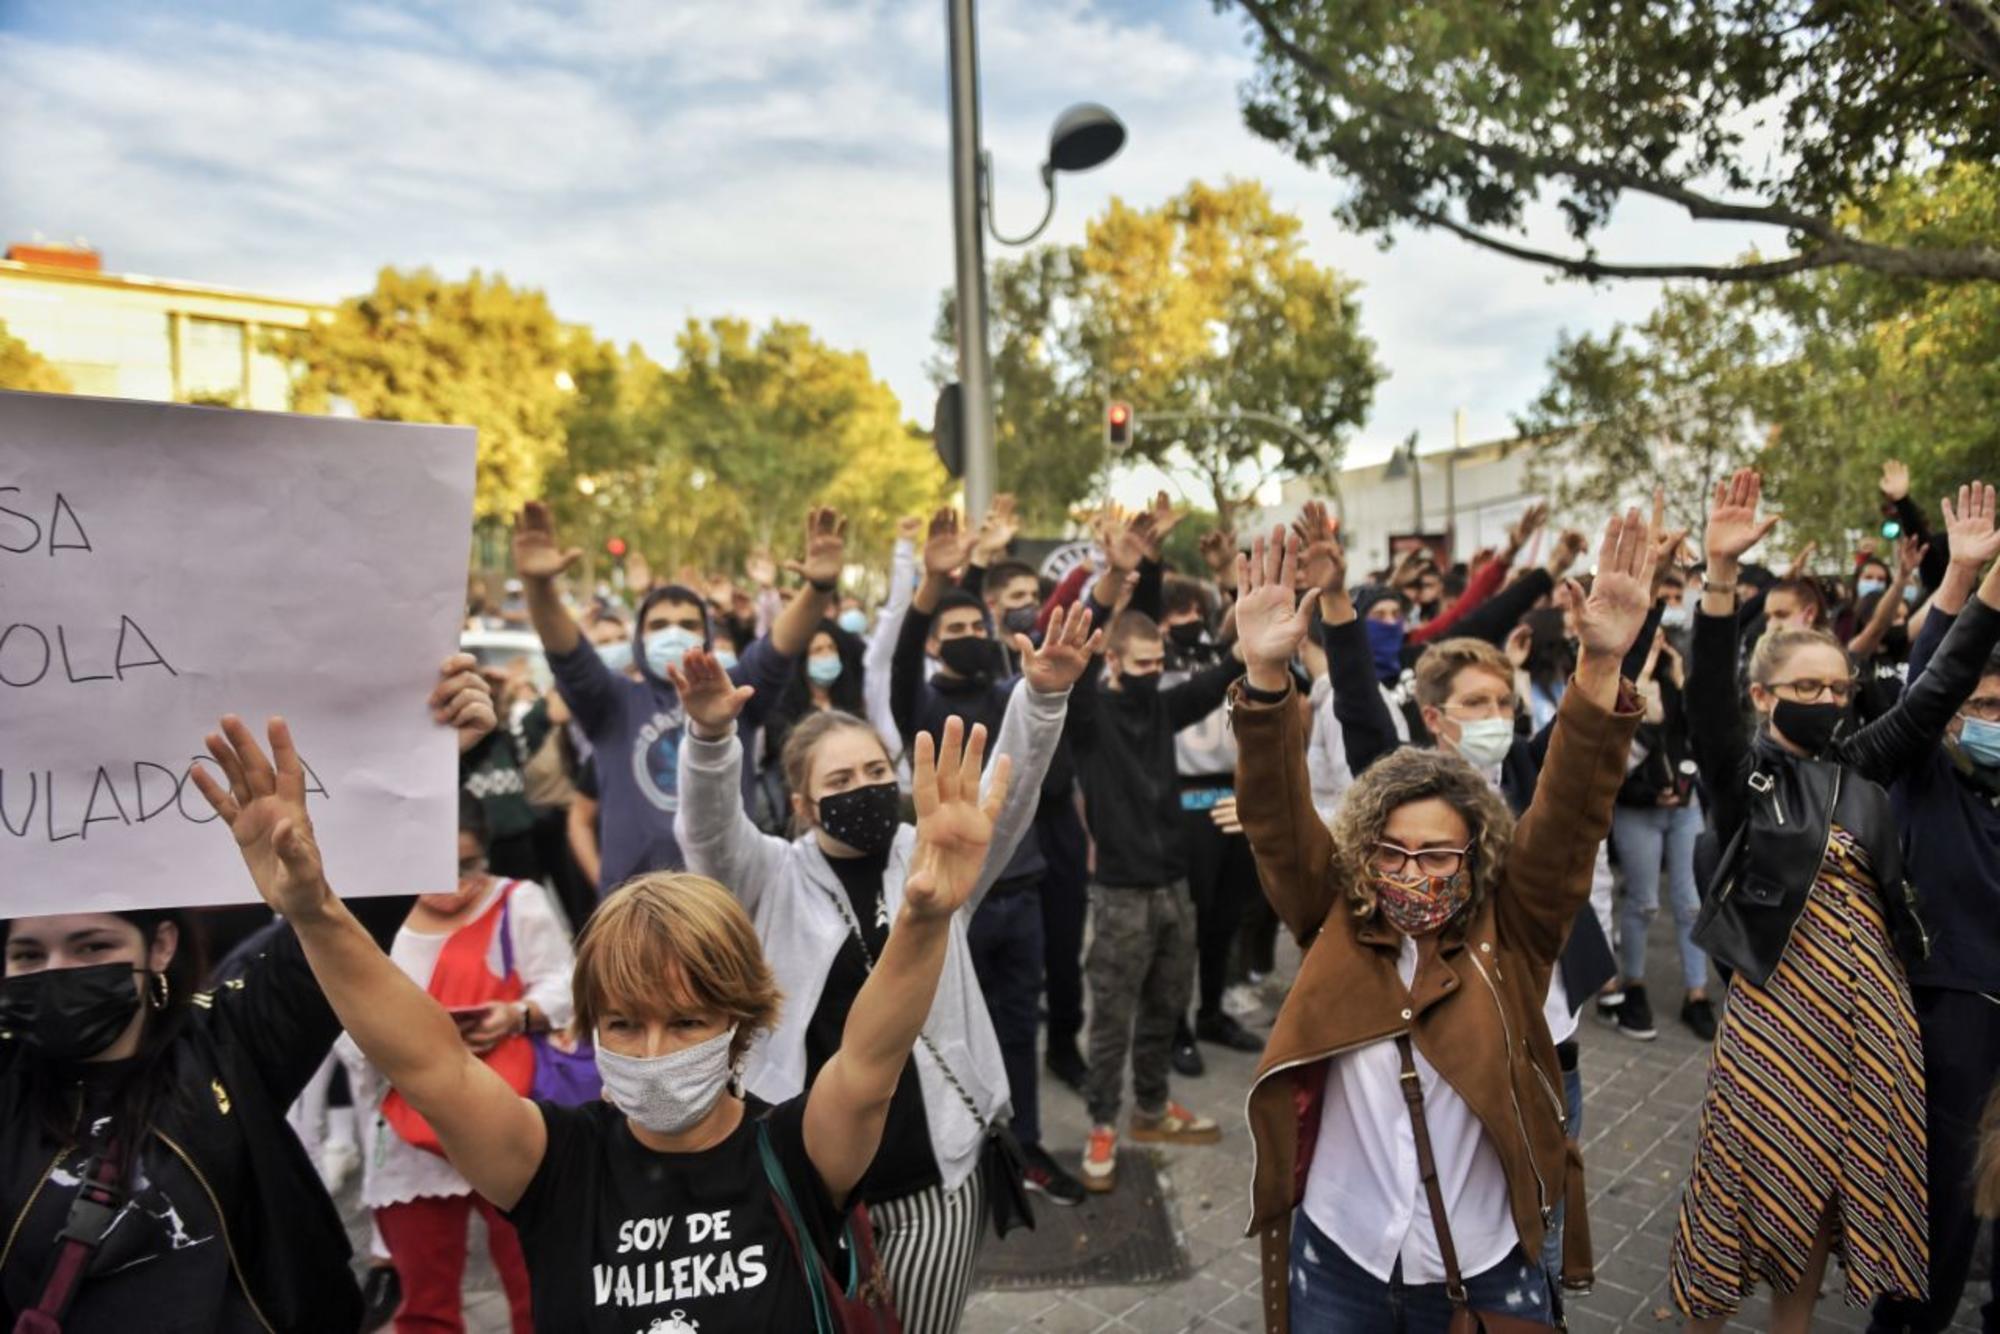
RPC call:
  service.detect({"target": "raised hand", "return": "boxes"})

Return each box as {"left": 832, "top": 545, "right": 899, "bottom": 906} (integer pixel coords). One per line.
{"left": 923, "top": 508, "right": 975, "bottom": 578}
{"left": 190, "top": 716, "right": 331, "bottom": 920}
{"left": 786, "top": 505, "right": 848, "bottom": 588}
{"left": 972, "top": 494, "right": 1020, "bottom": 564}
{"left": 1544, "top": 529, "right": 1588, "bottom": 579}
{"left": 1292, "top": 500, "right": 1345, "bottom": 594}
{"left": 745, "top": 550, "right": 778, "bottom": 590}
{"left": 1139, "top": 491, "right": 1184, "bottom": 560}
{"left": 1104, "top": 510, "right": 1151, "bottom": 574}
{"left": 1896, "top": 533, "right": 1930, "bottom": 581}
{"left": 1505, "top": 623, "right": 1533, "bottom": 670}
{"left": 1704, "top": 468, "right": 1781, "bottom": 564}
{"left": 665, "top": 648, "right": 755, "bottom": 737}
{"left": 1943, "top": 481, "right": 2000, "bottom": 568}
{"left": 1644, "top": 487, "right": 1691, "bottom": 594}
{"left": 904, "top": 716, "right": 1011, "bottom": 921}
{"left": 1019, "top": 601, "right": 1104, "bottom": 695}
{"left": 1233, "top": 526, "right": 1314, "bottom": 689}
{"left": 1782, "top": 540, "right": 1819, "bottom": 582}
{"left": 1881, "top": 459, "right": 1911, "bottom": 503}
{"left": 511, "top": 502, "right": 581, "bottom": 583}
{"left": 1573, "top": 508, "right": 1653, "bottom": 659}
{"left": 1506, "top": 501, "right": 1549, "bottom": 556}
{"left": 1198, "top": 528, "right": 1238, "bottom": 582}
{"left": 896, "top": 514, "right": 924, "bottom": 544}
{"left": 429, "top": 653, "right": 497, "bottom": 754}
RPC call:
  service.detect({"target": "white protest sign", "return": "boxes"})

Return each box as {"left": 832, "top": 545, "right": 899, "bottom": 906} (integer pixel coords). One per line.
{"left": 1, "top": 390, "right": 477, "bottom": 915}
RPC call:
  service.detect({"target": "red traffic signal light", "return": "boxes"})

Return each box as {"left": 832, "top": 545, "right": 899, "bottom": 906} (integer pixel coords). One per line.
{"left": 606, "top": 537, "right": 628, "bottom": 558}
{"left": 1106, "top": 401, "right": 1133, "bottom": 449}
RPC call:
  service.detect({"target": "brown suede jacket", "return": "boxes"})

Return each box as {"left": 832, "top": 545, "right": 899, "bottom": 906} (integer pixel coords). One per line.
{"left": 1230, "top": 675, "right": 1641, "bottom": 1333}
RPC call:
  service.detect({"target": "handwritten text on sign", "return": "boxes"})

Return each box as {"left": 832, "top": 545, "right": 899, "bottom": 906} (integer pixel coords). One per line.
{"left": 1, "top": 391, "right": 476, "bottom": 914}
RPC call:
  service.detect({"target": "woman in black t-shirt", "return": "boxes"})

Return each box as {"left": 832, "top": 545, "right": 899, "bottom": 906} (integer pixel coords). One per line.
{"left": 191, "top": 708, "right": 1015, "bottom": 1334}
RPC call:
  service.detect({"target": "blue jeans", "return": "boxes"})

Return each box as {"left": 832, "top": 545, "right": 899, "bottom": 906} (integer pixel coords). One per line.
{"left": 1289, "top": 1210, "right": 1552, "bottom": 1333}
{"left": 1610, "top": 802, "right": 1709, "bottom": 992}
{"left": 1538, "top": 1060, "right": 1585, "bottom": 1281}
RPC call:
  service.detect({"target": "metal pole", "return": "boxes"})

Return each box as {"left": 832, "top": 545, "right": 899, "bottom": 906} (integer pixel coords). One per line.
{"left": 947, "top": 0, "right": 996, "bottom": 518}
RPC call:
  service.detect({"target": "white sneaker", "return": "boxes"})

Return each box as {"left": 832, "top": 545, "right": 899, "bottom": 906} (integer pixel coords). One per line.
{"left": 319, "top": 1139, "right": 360, "bottom": 1193}
{"left": 1221, "top": 983, "right": 1263, "bottom": 1020}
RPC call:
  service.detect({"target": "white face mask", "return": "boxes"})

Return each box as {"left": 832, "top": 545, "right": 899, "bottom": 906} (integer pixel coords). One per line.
{"left": 594, "top": 1025, "right": 737, "bottom": 1135}
{"left": 1450, "top": 716, "right": 1515, "bottom": 768}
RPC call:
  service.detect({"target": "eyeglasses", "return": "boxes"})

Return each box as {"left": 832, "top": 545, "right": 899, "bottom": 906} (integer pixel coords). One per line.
{"left": 1961, "top": 697, "right": 2000, "bottom": 724}
{"left": 1441, "top": 697, "right": 1515, "bottom": 720}
{"left": 1370, "top": 842, "right": 1470, "bottom": 877}
{"left": 458, "top": 856, "right": 488, "bottom": 876}
{"left": 1768, "top": 677, "right": 1857, "bottom": 704}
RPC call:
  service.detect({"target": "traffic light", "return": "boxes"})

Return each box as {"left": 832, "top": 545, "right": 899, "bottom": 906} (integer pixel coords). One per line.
{"left": 1106, "top": 401, "right": 1133, "bottom": 450}
{"left": 606, "top": 537, "right": 628, "bottom": 558}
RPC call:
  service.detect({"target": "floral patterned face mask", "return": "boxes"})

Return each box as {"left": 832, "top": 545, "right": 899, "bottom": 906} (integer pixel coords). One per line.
{"left": 1372, "top": 868, "right": 1471, "bottom": 936}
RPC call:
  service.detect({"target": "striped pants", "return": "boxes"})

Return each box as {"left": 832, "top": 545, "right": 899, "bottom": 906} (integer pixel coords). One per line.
{"left": 870, "top": 1170, "right": 987, "bottom": 1334}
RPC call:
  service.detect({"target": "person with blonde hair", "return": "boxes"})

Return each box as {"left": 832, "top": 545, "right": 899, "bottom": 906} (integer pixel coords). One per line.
{"left": 1673, "top": 471, "right": 2000, "bottom": 1333}
{"left": 190, "top": 701, "right": 1018, "bottom": 1334}
{"left": 1229, "top": 510, "right": 1654, "bottom": 1332}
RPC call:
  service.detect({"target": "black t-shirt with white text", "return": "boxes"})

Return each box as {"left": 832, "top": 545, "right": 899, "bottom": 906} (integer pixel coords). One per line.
{"left": 504, "top": 1094, "right": 846, "bottom": 1334}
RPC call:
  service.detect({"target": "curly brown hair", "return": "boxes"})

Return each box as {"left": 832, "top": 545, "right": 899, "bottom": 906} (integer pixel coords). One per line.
{"left": 1330, "top": 747, "right": 1516, "bottom": 920}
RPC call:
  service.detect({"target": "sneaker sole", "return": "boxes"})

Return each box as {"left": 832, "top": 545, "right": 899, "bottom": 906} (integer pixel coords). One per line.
{"left": 1082, "top": 1173, "right": 1117, "bottom": 1193}
{"left": 1129, "top": 1125, "right": 1222, "bottom": 1145}
{"left": 1024, "top": 1180, "right": 1086, "bottom": 1207}
{"left": 1616, "top": 1023, "right": 1659, "bottom": 1041}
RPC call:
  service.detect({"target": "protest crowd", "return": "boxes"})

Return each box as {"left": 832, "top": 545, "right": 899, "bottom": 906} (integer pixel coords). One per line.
{"left": 7, "top": 458, "right": 2000, "bottom": 1334}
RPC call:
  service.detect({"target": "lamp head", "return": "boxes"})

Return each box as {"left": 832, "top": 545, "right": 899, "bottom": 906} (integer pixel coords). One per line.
{"left": 1045, "top": 103, "right": 1126, "bottom": 176}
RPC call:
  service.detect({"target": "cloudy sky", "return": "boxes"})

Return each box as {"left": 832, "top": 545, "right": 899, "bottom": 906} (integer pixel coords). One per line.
{"left": 1, "top": 0, "right": 1768, "bottom": 493}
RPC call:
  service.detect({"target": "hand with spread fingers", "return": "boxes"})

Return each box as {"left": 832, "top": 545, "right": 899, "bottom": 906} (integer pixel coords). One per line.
{"left": 1943, "top": 481, "right": 2000, "bottom": 569}
{"left": 1234, "top": 526, "right": 1315, "bottom": 693}
{"left": 192, "top": 716, "right": 332, "bottom": 921}
{"left": 905, "top": 717, "right": 1011, "bottom": 921}
{"left": 1292, "top": 499, "right": 1345, "bottom": 595}
{"left": 1705, "top": 468, "right": 1782, "bottom": 565}
{"left": 1198, "top": 528, "right": 1238, "bottom": 583}
{"left": 666, "top": 648, "right": 756, "bottom": 740}
{"left": 787, "top": 505, "right": 849, "bottom": 588}
{"left": 923, "top": 507, "right": 975, "bottom": 579}
{"left": 1573, "top": 508, "right": 1655, "bottom": 661}
{"left": 511, "top": 502, "right": 582, "bottom": 583}
{"left": 1019, "top": 601, "right": 1104, "bottom": 695}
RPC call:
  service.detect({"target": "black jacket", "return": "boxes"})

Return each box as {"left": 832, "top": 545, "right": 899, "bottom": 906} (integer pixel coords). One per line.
{"left": 1065, "top": 654, "right": 1241, "bottom": 886}
{"left": 0, "top": 898, "right": 410, "bottom": 1333}
{"left": 1686, "top": 601, "right": 2000, "bottom": 987}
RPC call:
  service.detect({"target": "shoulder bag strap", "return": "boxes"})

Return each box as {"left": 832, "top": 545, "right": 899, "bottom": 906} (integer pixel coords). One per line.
{"left": 1396, "top": 1035, "right": 1469, "bottom": 1305}
{"left": 814, "top": 877, "right": 990, "bottom": 1134}
{"left": 16, "top": 1139, "right": 127, "bottom": 1333}
{"left": 757, "top": 1122, "right": 837, "bottom": 1334}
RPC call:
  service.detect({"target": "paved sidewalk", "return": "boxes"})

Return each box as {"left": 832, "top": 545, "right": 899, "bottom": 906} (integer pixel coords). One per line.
{"left": 346, "top": 907, "right": 1994, "bottom": 1331}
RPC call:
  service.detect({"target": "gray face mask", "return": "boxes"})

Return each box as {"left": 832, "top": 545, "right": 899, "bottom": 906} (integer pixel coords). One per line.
{"left": 594, "top": 1025, "right": 738, "bottom": 1135}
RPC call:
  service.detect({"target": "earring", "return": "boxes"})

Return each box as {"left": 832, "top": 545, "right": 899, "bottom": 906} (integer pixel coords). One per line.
{"left": 149, "top": 971, "right": 171, "bottom": 1011}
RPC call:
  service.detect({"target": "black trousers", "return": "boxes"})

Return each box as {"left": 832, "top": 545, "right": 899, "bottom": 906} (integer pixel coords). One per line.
{"left": 1177, "top": 796, "right": 1260, "bottom": 1019}
{"left": 1869, "top": 986, "right": 2000, "bottom": 1334}
{"left": 1035, "top": 798, "right": 1089, "bottom": 1051}
{"left": 968, "top": 879, "right": 1045, "bottom": 1147}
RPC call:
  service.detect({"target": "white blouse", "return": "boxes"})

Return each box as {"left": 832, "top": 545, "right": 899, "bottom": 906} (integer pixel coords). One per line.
{"left": 339, "top": 878, "right": 575, "bottom": 1211}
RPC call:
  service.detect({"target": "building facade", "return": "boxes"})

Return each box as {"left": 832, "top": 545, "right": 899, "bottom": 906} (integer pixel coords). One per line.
{"left": 0, "top": 242, "right": 328, "bottom": 411}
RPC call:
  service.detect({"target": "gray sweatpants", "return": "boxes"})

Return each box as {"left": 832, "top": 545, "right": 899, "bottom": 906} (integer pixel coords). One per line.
{"left": 1083, "top": 880, "right": 1197, "bottom": 1127}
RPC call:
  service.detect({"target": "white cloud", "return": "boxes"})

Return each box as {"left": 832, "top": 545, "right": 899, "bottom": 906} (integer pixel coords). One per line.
{"left": 0, "top": 0, "right": 1779, "bottom": 497}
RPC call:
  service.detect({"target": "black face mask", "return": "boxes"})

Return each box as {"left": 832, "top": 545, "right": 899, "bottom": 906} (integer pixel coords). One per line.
{"left": 1000, "top": 606, "right": 1039, "bottom": 636}
{"left": 816, "top": 781, "right": 902, "bottom": 857}
{"left": 1118, "top": 671, "right": 1161, "bottom": 700}
{"left": 938, "top": 636, "right": 998, "bottom": 679}
{"left": 1168, "top": 622, "right": 1205, "bottom": 650}
{"left": 1771, "top": 699, "right": 1845, "bottom": 756}
{"left": 0, "top": 963, "right": 144, "bottom": 1063}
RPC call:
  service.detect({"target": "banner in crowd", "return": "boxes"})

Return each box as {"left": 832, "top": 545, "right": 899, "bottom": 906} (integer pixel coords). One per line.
{"left": 1, "top": 391, "right": 477, "bottom": 913}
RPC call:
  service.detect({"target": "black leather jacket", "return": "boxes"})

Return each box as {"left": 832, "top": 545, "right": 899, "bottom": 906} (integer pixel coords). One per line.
{"left": 1687, "top": 600, "right": 2000, "bottom": 987}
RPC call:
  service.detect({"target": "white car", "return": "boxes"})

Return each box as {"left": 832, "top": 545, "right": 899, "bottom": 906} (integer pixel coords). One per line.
{"left": 459, "top": 628, "right": 553, "bottom": 693}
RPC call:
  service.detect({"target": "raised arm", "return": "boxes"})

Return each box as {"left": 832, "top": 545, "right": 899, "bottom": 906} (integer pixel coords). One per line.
{"left": 668, "top": 649, "right": 793, "bottom": 916}
{"left": 804, "top": 718, "right": 1010, "bottom": 1202}
{"left": 766, "top": 506, "right": 847, "bottom": 658}
{"left": 1688, "top": 468, "right": 1780, "bottom": 799}
{"left": 193, "top": 715, "right": 547, "bottom": 1211}
{"left": 1498, "top": 510, "right": 1650, "bottom": 963}
{"left": 1849, "top": 534, "right": 1924, "bottom": 657}
{"left": 512, "top": 501, "right": 584, "bottom": 658}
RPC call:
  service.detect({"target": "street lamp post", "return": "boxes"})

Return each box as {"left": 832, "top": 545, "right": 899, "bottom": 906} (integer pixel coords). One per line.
{"left": 947, "top": 0, "right": 1125, "bottom": 518}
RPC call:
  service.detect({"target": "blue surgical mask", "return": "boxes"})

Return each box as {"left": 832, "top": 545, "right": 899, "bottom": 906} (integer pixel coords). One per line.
{"left": 644, "top": 626, "right": 703, "bottom": 677}
{"left": 1903, "top": 584, "right": 1920, "bottom": 604}
{"left": 838, "top": 609, "right": 869, "bottom": 636}
{"left": 1363, "top": 619, "right": 1405, "bottom": 683}
{"left": 807, "top": 656, "right": 843, "bottom": 687}
{"left": 597, "top": 641, "right": 633, "bottom": 674}
{"left": 1855, "top": 578, "right": 1886, "bottom": 601}
{"left": 1959, "top": 717, "right": 2000, "bottom": 769}
{"left": 713, "top": 649, "right": 739, "bottom": 673}
{"left": 1659, "top": 604, "right": 1690, "bottom": 630}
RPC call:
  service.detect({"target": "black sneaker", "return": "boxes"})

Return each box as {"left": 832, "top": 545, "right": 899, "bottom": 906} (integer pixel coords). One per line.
{"left": 1681, "top": 996, "right": 1718, "bottom": 1042}
{"left": 1593, "top": 987, "right": 1624, "bottom": 1027}
{"left": 359, "top": 1263, "right": 401, "bottom": 1333}
{"left": 1171, "top": 1035, "right": 1205, "bottom": 1078}
{"left": 1195, "top": 1012, "right": 1266, "bottom": 1053}
{"left": 1614, "top": 984, "right": 1658, "bottom": 1040}
{"left": 1045, "top": 1041, "right": 1088, "bottom": 1094}
{"left": 1020, "top": 1142, "right": 1086, "bottom": 1206}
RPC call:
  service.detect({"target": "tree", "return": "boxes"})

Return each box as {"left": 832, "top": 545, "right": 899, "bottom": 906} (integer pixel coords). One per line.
{"left": 1224, "top": 0, "right": 2000, "bottom": 284}
{"left": 0, "top": 319, "right": 71, "bottom": 393}
{"left": 933, "top": 179, "right": 1381, "bottom": 527}
{"left": 271, "top": 268, "right": 573, "bottom": 519}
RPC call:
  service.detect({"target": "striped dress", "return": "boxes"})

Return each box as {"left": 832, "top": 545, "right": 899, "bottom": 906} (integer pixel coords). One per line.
{"left": 1670, "top": 826, "right": 1928, "bottom": 1317}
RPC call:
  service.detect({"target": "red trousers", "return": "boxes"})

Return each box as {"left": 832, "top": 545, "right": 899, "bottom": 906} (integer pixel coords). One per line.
{"left": 375, "top": 1193, "right": 533, "bottom": 1334}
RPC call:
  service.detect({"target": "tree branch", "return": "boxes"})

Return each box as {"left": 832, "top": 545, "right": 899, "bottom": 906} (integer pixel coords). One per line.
{"left": 1921, "top": 0, "right": 2000, "bottom": 83}
{"left": 1230, "top": 0, "right": 2000, "bottom": 282}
